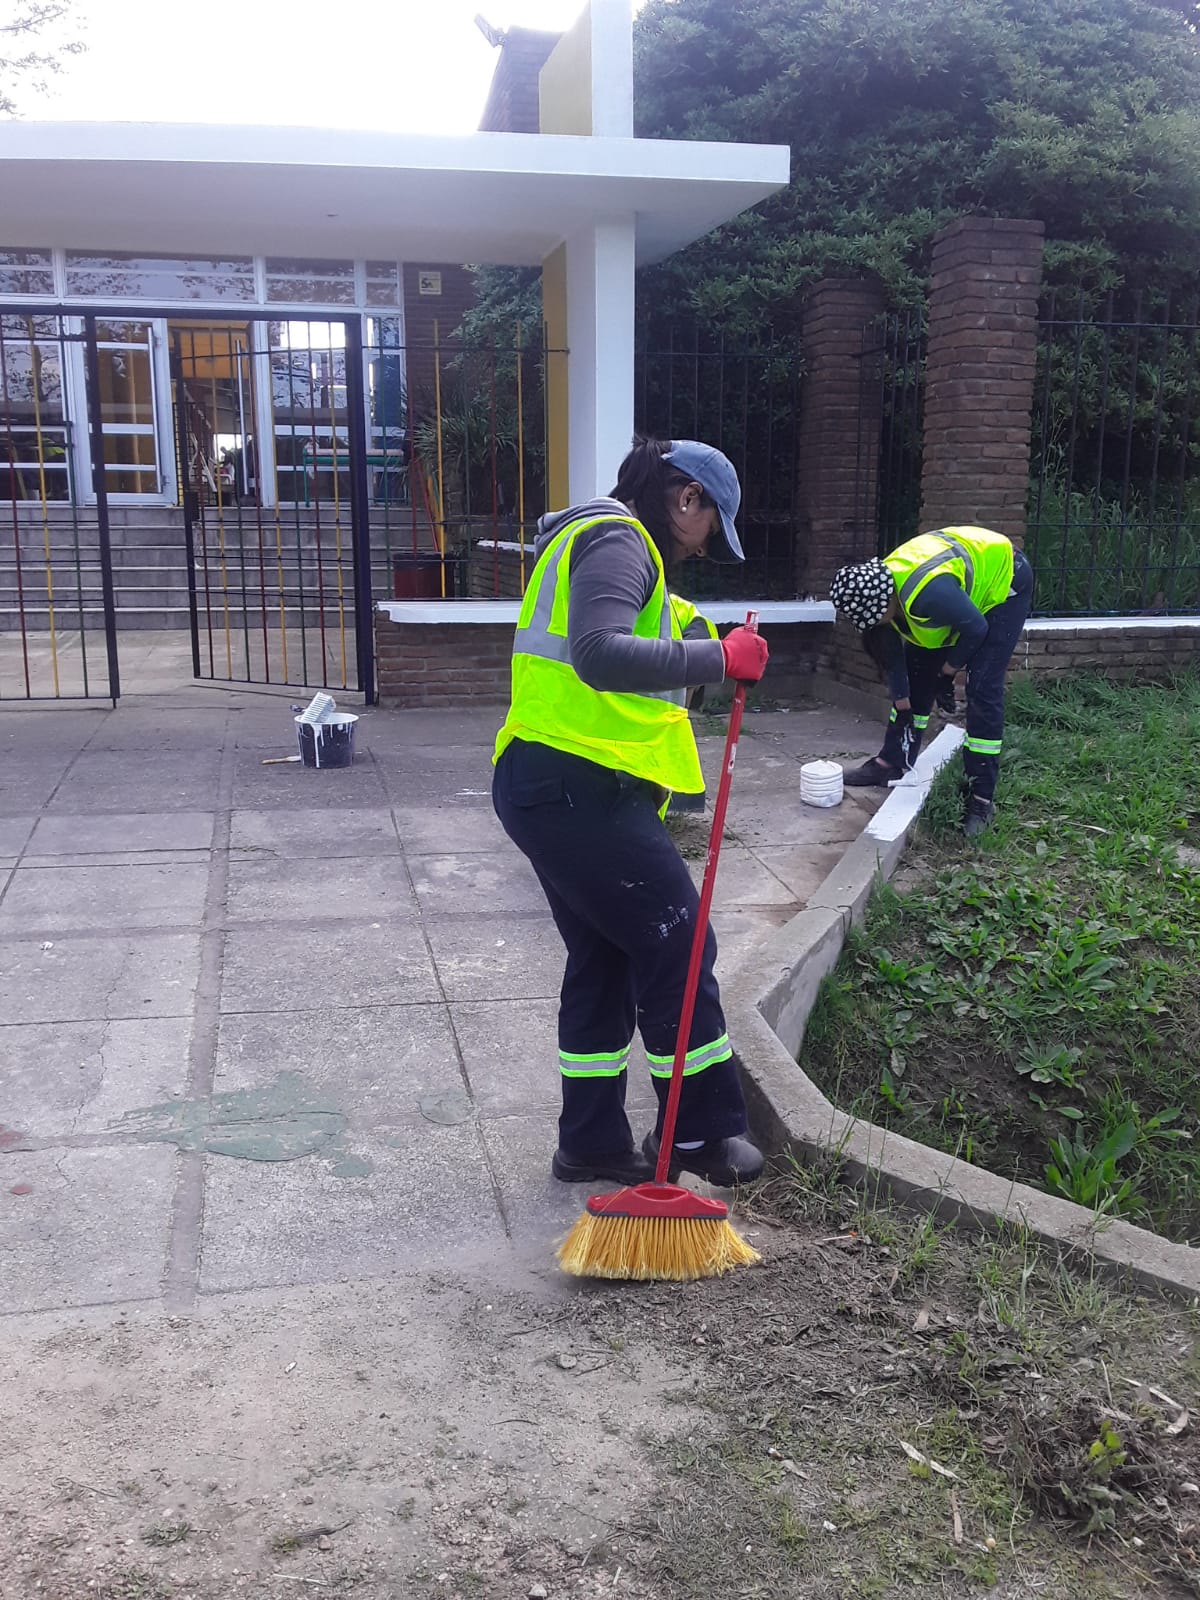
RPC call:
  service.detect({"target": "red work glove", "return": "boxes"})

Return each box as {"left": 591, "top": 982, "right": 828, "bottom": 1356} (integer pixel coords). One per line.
{"left": 721, "top": 626, "right": 769, "bottom": 683}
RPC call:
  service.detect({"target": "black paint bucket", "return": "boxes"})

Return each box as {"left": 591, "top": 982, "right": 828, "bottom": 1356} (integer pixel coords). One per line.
{"left": 294, "top": 712, "right": 358, "bottom": 769}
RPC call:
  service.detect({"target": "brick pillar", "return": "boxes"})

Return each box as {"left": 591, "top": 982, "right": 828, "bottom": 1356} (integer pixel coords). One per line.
{"left": 920, "top": 218, "right": 1045, "bottom": 543}
{"left": 796, "top": 278, "right": 888, "bottom": 596}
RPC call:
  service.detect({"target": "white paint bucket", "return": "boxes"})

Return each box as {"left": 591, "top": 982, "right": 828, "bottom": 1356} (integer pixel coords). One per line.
{"left": 799, "top": 758, "right": 844, "bottom": 808}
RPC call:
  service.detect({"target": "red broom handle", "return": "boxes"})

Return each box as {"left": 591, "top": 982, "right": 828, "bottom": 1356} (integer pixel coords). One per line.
{"left": 655, "top": 610, "right": 758, "bottom": 1183}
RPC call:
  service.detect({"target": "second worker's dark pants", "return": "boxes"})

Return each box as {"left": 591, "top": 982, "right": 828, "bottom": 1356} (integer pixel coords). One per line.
{"left": 879, "top": 550, "right": 1035, "bottom": 803}
{"left": 492, "top": 738, "right": 748, "bottom": 1158}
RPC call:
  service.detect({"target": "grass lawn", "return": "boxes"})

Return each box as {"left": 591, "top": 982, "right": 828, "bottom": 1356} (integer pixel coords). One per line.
{"left": 801, "top": 673, "right": 1200, "bottom": 1242}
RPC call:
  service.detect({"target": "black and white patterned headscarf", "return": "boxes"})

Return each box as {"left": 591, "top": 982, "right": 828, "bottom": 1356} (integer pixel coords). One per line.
{"left": 830, "top": 559, "right": 895, "bottom": 630}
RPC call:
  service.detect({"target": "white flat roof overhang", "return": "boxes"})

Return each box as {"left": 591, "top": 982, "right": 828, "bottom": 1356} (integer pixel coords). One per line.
{"left": 0, "top": 123, "right": 791, "bottom": 266}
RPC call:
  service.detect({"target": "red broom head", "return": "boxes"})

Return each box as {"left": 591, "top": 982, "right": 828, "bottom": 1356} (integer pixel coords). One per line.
{"left": 584, "top": 1182, "right": 730, "bottom": 1222}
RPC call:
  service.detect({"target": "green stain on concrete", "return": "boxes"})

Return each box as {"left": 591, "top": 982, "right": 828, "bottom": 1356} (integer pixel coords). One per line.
{"left": 325, "top": 1148, "right": 374, "bottom": 1178}
{"left": 111, "top": 1072, "right": 348, "bottom": 1163}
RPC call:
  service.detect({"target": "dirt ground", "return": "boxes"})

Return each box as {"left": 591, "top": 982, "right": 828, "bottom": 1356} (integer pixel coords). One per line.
{"left": 4, "top": 1173, "right": 1199, "bottom": 1600}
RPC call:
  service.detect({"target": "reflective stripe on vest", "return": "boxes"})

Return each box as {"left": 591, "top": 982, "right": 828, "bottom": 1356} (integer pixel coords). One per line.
{"left": 514, "top": 519, "right": 684, "bottom": 705}
{"left": 493, "top": 515, "right": 706, "bottom": 795}
{"left": 883, "top": 527, "right": 1015, "bottom": 651}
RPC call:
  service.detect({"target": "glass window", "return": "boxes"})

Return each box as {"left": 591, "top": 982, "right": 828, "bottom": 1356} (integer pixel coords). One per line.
{"left": 265, "top": 258, "right": 355, "bottom": 305}
{"left": 0, "top": 250, "right": 55, "bottom": 296}
{"left": 366, "top": 316, "right": 406, "bottom": 443}
{"left": 0, "top": 314, "right": 71, "bottom": 500}
{"left": 64, "top": 252, "right": 256, "bottom": 301}
{"left": 365, "top": 261, "right": 401, "bottom": 307}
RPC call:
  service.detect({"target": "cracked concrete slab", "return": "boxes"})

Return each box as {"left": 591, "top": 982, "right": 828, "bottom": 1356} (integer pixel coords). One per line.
{"left": 0, "top": 861, "right": 211, "bottom": 933}
{"left": 0, "top": 758, "right": 80, "bottom": 813}
{"left": 198, "top": 1121, "right": 507, "bottom": 1293}
{"left": 371, "top": 747, "right": 495, "bottom": 804}
{"left": 1, "top": 1016, "right": 192, "bottom": 1136}
{"left": 0, "top": 1144, "right": 177, "bottom": 1314}
{"left": 0, "top": 816, "right": 36, "bottom": 854}
{"left": 219, "top": 920, "right": 441, "bottom": 1013}
{"left": 408, "top": 852, "right": 547, "bottom": 916}
{"left": 223, "top": 853, "right": 418, "bottom": 924}
{"left": 0, "top": 931, "right": 201, "bottom": 1024}
{"left": 27, "top": 811, "right": 216, "bottom": 855}
{"left": 229, "top": 806, "right": 399, "bottom": 858}
{"left": 683, "top": 843, "right": 802, "bottom": 911}
{"left": 214, "top": 1003, "right": 466, "bottom": 1126}
{"left": 422, "top": 913, "right": 566, "bottom": 1003}
{"left": 46, "top": 750, "right": 222, "bottom": 813}
{"left": 391, "top": 801, "right": 506, "bottom": 856}
{"left": 746, "top": 842, "right": 859, "bottom": 901}
{"left": 230, "top": 753, "right": 388, "bottom": 811}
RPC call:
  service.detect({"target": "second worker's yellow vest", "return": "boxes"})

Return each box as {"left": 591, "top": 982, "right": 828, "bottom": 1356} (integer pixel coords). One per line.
{"left": 883, "top": 526, "right": 1015, "bottom": 650}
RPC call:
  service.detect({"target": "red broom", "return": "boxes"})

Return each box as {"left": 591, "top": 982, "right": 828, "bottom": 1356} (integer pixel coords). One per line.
{"left": 557, "top": 613, "right": 763, "bottom": 1281}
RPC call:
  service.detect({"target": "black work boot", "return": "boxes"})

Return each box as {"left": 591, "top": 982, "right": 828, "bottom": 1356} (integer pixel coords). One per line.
{"left": 963, "top": 795, "right": 995, "bottom": 839}
{"left": 843, "top": 756, "right": 902, "bottom": 788}
{"left": 551, "top": 1147, "right": 654, "bottom": 1185}
{"left": 642, "top": 1130, "right": 765, "bottom": 1188}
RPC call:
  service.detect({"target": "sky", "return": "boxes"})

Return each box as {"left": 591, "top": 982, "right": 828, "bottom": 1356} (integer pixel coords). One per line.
{"left": 32, "top": 0, "right": 598, "bottom": 134}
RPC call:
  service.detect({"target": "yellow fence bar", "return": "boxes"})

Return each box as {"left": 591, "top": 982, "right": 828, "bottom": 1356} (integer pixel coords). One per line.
{"left": 27, "top": 318, "right": 61, "bottom": 696}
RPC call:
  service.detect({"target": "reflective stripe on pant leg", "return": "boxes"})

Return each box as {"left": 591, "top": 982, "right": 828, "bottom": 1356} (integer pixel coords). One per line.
{"left": 964, "top": 735, "right": 1002, "bottom": 756}
{"left": 559, "top": 1045, "right": 631, "bottom": 1079}
{"left": 645, "top": 1032, "right": 732, "bottom": 1079}
{"left": 913, "top": 714, "right": 930, "bottom": 730}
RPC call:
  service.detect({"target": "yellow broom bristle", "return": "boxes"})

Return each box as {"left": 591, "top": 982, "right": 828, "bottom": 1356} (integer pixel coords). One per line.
{"left": 557, "top": 1212, "right": 761, "bottom": 1281}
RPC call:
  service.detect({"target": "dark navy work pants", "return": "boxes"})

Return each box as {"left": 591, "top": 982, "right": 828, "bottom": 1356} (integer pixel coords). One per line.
{"left": 492, "top": 738, "right": 747, "bottom": 1158}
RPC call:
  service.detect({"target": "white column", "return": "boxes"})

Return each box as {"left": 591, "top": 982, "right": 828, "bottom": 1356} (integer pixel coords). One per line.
{"left": 589, "top": 0, "right": 634, "bottom": 137}
{"left": 564, "top": 215, "right": 635, "bottom": 501}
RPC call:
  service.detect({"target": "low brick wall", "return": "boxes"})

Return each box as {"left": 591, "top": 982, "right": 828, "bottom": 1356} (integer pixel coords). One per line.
{"left": 1013, "top": 620, "right": 1200, "bottom": 679}
{"left": 375, "top": 614, "right": 514, "bottom": 708}
{"left": 376, "top": 607, "right": 1199, "bottom": 711}
{"left": 375, "top": 611, "right": 836, "bottom": 709}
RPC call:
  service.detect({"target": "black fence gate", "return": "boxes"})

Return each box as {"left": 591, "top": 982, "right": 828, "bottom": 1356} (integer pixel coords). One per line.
{"left": 173, "top": 314, "right": 376, "bottom": 700}
{"left": 0, "top": 309, "right": 121, "bottom": 703}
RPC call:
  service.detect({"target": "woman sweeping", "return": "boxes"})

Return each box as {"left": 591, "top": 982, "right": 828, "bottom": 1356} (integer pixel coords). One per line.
{"left": 492, "top": 438, "right": 769, "bottom": 1189}
{"left": 829, "top": 525, "right": 1034, "bottom": 837}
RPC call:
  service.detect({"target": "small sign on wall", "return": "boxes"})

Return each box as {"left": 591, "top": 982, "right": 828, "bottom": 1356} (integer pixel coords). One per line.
{"left": 418, "top": 271, "right": 442, "bottom": 296}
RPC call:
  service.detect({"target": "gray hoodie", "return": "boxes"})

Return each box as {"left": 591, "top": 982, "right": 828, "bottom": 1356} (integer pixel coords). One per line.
{"left": 534, "top": 499, "right": 727, "bottom": 694}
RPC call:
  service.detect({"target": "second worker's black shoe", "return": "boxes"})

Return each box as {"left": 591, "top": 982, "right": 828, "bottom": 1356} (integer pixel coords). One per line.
{"left": 963, "top": 796, "right": 995, "bottom": 839}
{"left": 642, "top": 1130, "right": 765, "bottom": 1188}
{"left": 843, "top": 756, "right": 902, "bottom": 788}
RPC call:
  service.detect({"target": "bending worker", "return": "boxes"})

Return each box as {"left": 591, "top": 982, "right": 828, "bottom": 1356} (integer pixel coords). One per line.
{"left": 829, "top": 525, "right": 1034, "bottom": 837}
{"left": 492, "top": 437, "right": 769, "bottom": 1190}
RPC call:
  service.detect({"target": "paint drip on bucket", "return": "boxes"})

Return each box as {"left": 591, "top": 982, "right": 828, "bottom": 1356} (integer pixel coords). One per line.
{"left": 295, "top": 693, "right": 358, "bottom": 770}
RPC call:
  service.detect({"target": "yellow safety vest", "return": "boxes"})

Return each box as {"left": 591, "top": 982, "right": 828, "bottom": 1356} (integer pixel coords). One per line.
{"left": 493, "top": 515, "right": 707, "bottom": 794}
{"left": 883, "top": 526, "right": 1015, "bottom": 650}
{"left": 669, "top": 593, "right": 719, "bottom": 642}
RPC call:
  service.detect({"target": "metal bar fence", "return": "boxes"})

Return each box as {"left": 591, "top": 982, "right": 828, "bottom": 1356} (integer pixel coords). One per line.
{"left": 0, "top": 310, "right": 119, "bottom": 702}
{"left": 860, "top": 310, "right": 926, "bottom": 560}
{"left": 1030, "top": 294, "right": 1200, "bottom": 615}
{"left": 633, "top": 321, "right": 804, "bottom": 600}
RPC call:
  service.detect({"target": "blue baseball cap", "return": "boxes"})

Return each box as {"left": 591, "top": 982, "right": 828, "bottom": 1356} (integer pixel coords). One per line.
{"left": 664, "top": 439, "right": 745, "bottom": 562}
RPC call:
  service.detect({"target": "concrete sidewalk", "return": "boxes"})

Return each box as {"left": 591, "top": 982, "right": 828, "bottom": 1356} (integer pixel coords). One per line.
{"left": 0, "top": 689, "right": 882, "bottom": 1318}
